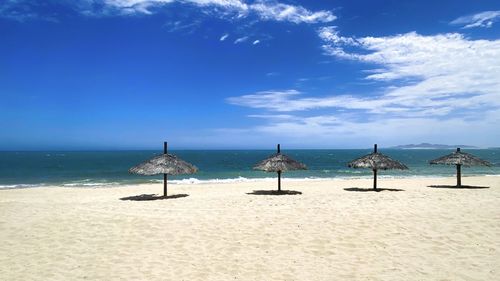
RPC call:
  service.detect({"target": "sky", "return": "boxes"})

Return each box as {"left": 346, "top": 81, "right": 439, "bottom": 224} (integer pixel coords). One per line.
{"left": 1, "top": 0, "right": 500, "bottom": 150}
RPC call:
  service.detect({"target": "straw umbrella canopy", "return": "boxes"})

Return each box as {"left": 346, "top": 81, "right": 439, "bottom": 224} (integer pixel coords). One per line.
{"left": 430, "top": 147, "right": 491, "bottom": 187}
{"left": 253, "top": 144, "right": 307, "bottom": 191}
{"left": 348, "top": 144, "right": 408, "bottom": 190}
{"left": 129, "top": 142, "right": 198, "bottom": 196}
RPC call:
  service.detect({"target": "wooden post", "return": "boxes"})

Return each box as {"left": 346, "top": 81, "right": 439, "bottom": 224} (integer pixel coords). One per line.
{"left": 373, "top": 144, "right": 378, "bottom": 190}
{"left": 164, "top": 142, "right": 168, "bottom": 196}
{"left": 456, "top": 148, "right": 461, "bottom": 187}
{"left": 278, "top": 171, "right": 282, "bottom": 191}
{"left": 164, "top": 174, "right": 168, "bottom": 196}
{"left": 277, "top": 144, "right": 281, "bottom": 191}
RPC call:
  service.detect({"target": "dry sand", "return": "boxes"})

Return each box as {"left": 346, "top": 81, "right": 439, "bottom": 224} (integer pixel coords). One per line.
{"left": 1, "top": 176, "right": 499, "bottom": 280}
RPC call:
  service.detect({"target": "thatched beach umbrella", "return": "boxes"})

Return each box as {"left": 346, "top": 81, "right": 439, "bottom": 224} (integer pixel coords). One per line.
{"left": 430, "top": 148, "right": 491, "bottom": 187}
{"left": 348, "top": 144, "right": 408, "bottom": 190}
{"left": 253, "top": 144, "right": 307, "bottom": 191}
{"left": 129, "top": 142, "right": 198, "bottom": 197}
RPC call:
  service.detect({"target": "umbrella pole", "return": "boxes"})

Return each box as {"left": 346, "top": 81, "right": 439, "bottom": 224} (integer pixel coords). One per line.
{"left": 163, "top": 142, "right": 168, "bottom": 196}
{"left": 373, "top": 145, "right": 378, "bottom": 190}
{"left": 278, "top": 171, "right": 281, "bottom": 191}
{"left": 277, "top": 144, "right": 281, "bottom": 192}
{"left": 163, "top": 174, "right": 168, "bottom": 196}
{"left": 456, "top": 164, "right": 461, "bottom": 187}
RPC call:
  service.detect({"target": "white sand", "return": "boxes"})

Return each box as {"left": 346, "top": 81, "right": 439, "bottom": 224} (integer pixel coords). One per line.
{"left": 1, "top": 176, "right": 499, "bottom": 280}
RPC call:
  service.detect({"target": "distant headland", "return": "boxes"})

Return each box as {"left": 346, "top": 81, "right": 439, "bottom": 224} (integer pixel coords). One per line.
{"left": 390, "top": 143, "right": 477, "bottom": 149}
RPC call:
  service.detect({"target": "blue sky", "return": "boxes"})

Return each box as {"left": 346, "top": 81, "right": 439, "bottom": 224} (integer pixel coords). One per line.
{"left": 1, "top": 0, "right": 499, "bottom": 150}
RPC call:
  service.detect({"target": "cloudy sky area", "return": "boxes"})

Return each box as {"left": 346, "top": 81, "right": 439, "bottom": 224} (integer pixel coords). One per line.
{"left": 1, "top": 0, "right": 499, "bottom": 149}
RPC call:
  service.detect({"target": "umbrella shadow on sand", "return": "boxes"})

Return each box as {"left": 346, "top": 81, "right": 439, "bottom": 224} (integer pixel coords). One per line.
{"left": 428, "top": 185, "right": 489, "bottom": 189}
{"left": 430, "top": 148, "right": 492, "bottom": 187}
{"left": 347, "top": 144, "right": 408, "bottom": 191}
{"left": 120, "top": 193, "right": 189, "bottom": 201}
{"left": 253, "top": 144, "right": 307, "bottom": 193}
{"left": 129, "top": 142, "right": 197, "bottom": 198}
{"left": 344, "top": 187, "right": 404, "bottom": 192}
{"left": 246, "top": 190, "right": 302, "bottom": 195}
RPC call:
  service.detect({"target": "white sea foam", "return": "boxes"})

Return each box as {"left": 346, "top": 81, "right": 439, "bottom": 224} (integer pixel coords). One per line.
{"left": 168, "top": 176, "right": 367, "bottom": 185}
{"left": 169, "top": 176, "right": 275, "bottom": 185}
{"left": 337, "top": 169, "right": 363, "bottom": 174}
{"left": 0, "top": 183, "right": 45, "bottom": 189}
{"left": 1, "top": 174, "right": 497, "bottom": 189}
{"left": 61, "top": 182, "right": 120, "bottom": 187}
{"left": 165, "top": 174, "right": 492, "bottom": 185}
{"left": 0, "top": 180, "right": 122, "bottom": 189}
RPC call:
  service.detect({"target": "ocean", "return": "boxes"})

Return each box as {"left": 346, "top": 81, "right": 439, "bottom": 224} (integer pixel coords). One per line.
{"left": 0, "top": 149, "right": 499, "bottom": 188}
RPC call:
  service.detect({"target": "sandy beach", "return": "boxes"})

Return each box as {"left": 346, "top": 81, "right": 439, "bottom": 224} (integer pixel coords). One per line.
{"left": 1, "top": 176, "right": 499, "bottom": 280}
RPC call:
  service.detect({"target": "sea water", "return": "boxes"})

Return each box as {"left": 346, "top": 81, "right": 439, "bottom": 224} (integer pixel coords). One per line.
{"left": 0, "top": 149, "right": 499, "bottom": 188}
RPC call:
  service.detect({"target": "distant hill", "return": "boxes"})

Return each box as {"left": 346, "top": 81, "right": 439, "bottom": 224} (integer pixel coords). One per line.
{"left": 390, "top": 143, "right": 477, "bottom": 149}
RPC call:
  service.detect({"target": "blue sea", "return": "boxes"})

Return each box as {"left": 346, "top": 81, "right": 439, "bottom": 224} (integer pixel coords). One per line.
{"left": 0, "top": 149, "right": 499, "bottom": 188}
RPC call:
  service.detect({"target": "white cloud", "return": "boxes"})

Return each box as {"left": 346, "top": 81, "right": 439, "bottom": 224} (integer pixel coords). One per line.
{"left": 199, "top": 110, "right": 500, "bottom": 148}
{"left": 0, "top": 0, "right": 336, "bottom": 24}
{"left": 163, "top": 19, "right": 201, "bottom": 33}
{"left": 252, "top": 114, "right": 500, "bottom": 147}
{"left": 450, "top": 10, "right": 500, "bottom": 29}
{"left": 106, "top": 0, "right": 336, "bottom": 23}
{"left": 227, "top": 90, "right": 300, "bottom": 109}
{"left": 103, "top": 0, "right": 174, "bottom": 14}
{"left": 234, "top": 36, "right": 249, "bottom": 44}
{"left": 266, "top": 72, "right": 279, "bottom": 77}
{"left": 247, "top": 114, "right": 295, "bottom": 120}
{"left": 317, "top": 27, "right": 500, "bottom": 114}
{"left": 220, "top": 33, "right": 229, "bottom": 41}
{"left": 227, "top": 89, "right": 468, "bottom": 117}
{"left": 0, "top": 0, "right": 59, "bottom": 22}
{"left": 225, "top": 28, "right": 500, "bottom": 146}
{"left": 103, "top": 0, "right": 245, "bottom": 15}
{"left": 249, "top": 1, "right": 336, "bottom": 24}
{"left": 252, "top": 39, "right": 260, "bottom": 45}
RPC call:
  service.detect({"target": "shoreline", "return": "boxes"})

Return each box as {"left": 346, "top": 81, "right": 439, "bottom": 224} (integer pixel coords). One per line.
{"left": 1, "top": 173, "right": 500, "bottom": 190}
